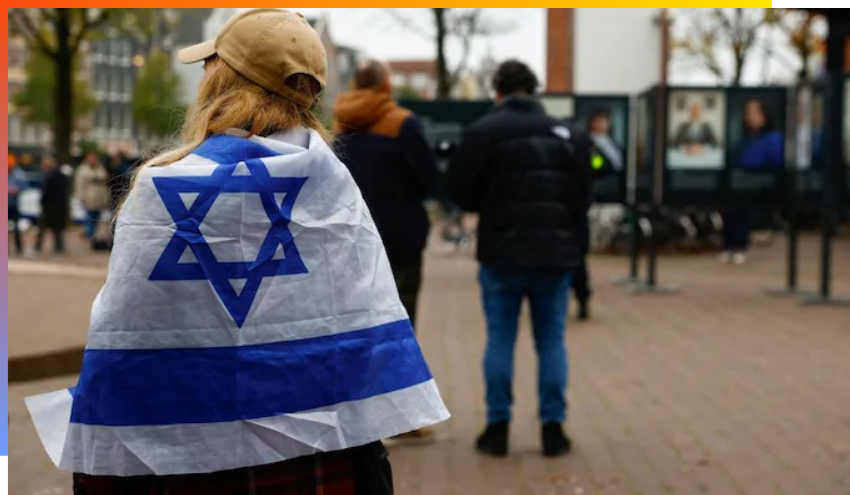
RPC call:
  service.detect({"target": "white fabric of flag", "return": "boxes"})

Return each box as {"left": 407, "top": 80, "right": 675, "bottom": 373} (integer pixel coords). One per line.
{"left": 26, "top": 128, "right": 450, "bottom": 476}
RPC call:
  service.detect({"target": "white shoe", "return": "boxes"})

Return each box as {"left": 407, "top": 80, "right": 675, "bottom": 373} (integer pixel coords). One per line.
{"left": 719, "top": 251, "right": 733, "bottom": 264}
{"left": 732, "top": 252, "right": 747, "bottom": 265}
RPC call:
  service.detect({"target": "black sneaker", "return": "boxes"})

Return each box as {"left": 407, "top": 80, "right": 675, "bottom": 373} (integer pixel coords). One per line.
{"left": 542, "top": 422, "right": 572, "bottom": 457}
{"left": 577, "top": 300, "right": 589, "bottom": 321}
{"left": 476, "top": 422, "right": 508, "bottom": 457}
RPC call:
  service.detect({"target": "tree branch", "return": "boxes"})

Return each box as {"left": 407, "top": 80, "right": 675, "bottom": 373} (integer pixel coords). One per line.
{"left": 448, "top": 9, "right": 483, "bottom": 83}
{"left": 71, "top": 8, "right": 111, "bottom": 53}
{"left": 384, "top": 9, "right": 432, "bottom": 40}
{"left": 10, "top": 9, "right": 58, "bottom": 59}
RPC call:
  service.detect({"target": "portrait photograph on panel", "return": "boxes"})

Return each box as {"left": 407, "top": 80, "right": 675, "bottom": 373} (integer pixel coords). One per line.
{"left": 667, "top": 90, "right": 725, "bottom": 170}
{"left": 540, "top": 95, "right": 575, "bottom": 121}
{"left": 575, "top": 98, "right": 628, "bottom": 172}
{"left": 726, "top": 91, "right": 785, "bottom": 170}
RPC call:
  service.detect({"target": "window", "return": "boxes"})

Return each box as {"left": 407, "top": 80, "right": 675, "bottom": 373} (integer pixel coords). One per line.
{"left": 8, "top": 81, "right": 22, "bottom": 100}
{"left": 338, "top": 55, "right": 350, "bottom": 78}
{"left": 104, "top": 103, "right": 112, "bottom": 130}
{"left": 8, "top": 44, "right": 23, "bottom": 69}
{"left": 103, "top": 67, "right": 111, "bottom": 95}
{"left": 95, "top": 106, "right": 106, "bottom": 131}
{"left": 9, "top": 115, "right": 21, "bottom": 145}
{"left": 113, "top": 105, "right": 124, "bottom": 132}
{"left": 124, "top": 108, "right": 133, "bottom": 136}
{"left": 95, "top": 70, "right": 104, "bottom": 93}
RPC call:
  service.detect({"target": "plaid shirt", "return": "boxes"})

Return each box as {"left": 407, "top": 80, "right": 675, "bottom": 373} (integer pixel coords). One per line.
{"left": 73, "top": 443, "right": 391, "bottom": 495}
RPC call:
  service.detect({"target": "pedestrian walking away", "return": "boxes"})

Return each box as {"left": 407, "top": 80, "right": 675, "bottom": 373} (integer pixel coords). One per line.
{"left": 335, "top": 59, "right": 441, "bottom": 446}
{"left": 25, "top": 9, "right": 448, "bottom": 495}
{"left": 36, "top": 155, "right": 71, "bottom": 255}
{"left": 448, "top": 59, "right": 591, "bottom": 458}
{"left": 74, "top": 151, "right": 109, "bottom": 240}
{"left": 8, "top": 157, "right": 30, "bottom": 256}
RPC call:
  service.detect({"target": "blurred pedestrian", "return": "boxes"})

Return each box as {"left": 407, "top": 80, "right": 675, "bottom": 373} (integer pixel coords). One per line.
{"left": 449, "top": 60, "right": 591, "bottom": 458}
{"left": 334, "top": 59, "right": 440, "bottom": 445}
{"left": 35, "top": 155, "right": 70, "bottom": 255}
{"left": 8, "top": 156, "right": 30, "bottom": 256}
{"left": 572, "top": 216, "right": 592, "bottom": 321}
{"left": 74, "top": 151, "right": 109, "bottom": 240}
{"left": 107, "top": 150, "right": 133, "bottom": 212}
{"left": 720, "top": 99, "right": 784, "bottom": 265}
{"left": 26, "top": 9, "right": 448, "bottom": 495}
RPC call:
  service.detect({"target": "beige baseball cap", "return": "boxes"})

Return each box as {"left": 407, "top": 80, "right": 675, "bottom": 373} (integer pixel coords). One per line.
{"left": 178, "top": 8, "right": 327, "bottom": 108}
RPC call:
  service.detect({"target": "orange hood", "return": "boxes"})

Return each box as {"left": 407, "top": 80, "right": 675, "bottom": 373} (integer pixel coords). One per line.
{"left": 334, "top": 89, "right": 397, "bottom": 133}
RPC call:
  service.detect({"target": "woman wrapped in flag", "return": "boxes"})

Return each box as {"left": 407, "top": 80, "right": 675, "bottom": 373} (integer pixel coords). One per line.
{"left": 26, "top": 9, "right": 449, "bottom": 495}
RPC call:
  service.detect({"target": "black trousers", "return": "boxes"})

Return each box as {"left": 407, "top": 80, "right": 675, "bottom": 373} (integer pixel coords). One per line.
{"left": 572, "top": 215, "right": 591, "bottom": 303}
{"left": 572, "top": 263, "right": 591, "bottom": 303}
{"left": 391, "top": 255, "right": 423, "bottom": 330}
{"left": 9, "top": 205, "right": 23, "bottom": 255}
{"left": 722, "top": 208, "right": 750, "bottom": 251}
{"left": 36, "top": 221, "right": 66, "bottom": 254}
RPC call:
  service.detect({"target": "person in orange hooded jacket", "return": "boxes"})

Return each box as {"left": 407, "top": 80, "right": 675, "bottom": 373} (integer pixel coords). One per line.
{"left": 334, "top": 60, "right": 440, "bottom": 445}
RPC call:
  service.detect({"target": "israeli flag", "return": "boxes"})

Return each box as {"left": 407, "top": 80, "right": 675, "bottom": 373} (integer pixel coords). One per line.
{"left": 26, "top": 129, "right": 450, "bottom": 476}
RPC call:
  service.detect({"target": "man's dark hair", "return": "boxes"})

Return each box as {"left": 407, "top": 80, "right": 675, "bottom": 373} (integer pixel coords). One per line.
{"left": 492, "top": 60, "right": 539, "bottom": 96}
{"left": 355, "top": 60, "right": 389, "bottom": 90}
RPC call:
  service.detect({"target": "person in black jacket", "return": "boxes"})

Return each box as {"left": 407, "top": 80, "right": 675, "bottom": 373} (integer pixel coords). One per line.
{"left": 335, "top": 60, "right": 439, "bottom": 327}
{"left": 36, "top": 155, "right": 70, "bottom": 255}
{"left": 334, "top": 60, "right": 440, "bottom": 445}
{"left": 448, "top": 60, "right": 591, "bottom": 458}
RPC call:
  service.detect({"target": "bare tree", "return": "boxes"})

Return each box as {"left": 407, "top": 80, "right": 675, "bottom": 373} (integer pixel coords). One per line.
{"left": 9, "top": 8, "right": 174, "bottom": 163}
{"left": 386, "top": 8, "right": 498, "bottom": 98}
{"left": 765, "top": 9, "right": 826, "bottom": 82}
{"left": 10, "top": 8, "right": 112, "bottom": 163}
{"left": 672, "top": 8, "right": 772, "bottom": 86}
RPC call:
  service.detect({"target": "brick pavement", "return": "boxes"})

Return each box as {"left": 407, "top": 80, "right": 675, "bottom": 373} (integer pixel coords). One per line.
{"left": 8, "top": 234, "right": 850, "bottom": 495}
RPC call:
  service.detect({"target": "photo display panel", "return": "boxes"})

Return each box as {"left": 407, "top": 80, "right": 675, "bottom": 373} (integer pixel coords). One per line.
{"left": 539, "top": 94, "right": 576, "bottom": 120}
{"left": 725, "top": 87, "right": 787, "bottom": 202}
{"left": 664, "top": 88, "right": 726, "bottom": 204}
{"left": 574, "top": 95, "right": 630, "bottom": 203}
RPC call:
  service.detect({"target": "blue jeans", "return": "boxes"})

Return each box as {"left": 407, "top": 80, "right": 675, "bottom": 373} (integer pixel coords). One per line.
{"left": 85, "top": 210, "right": 100, "bottom": 239}
{"left": 479, "top": 265, "right": 571, "bottom": 424}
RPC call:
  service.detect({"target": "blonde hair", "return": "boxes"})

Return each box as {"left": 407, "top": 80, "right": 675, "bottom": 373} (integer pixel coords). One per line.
{"left": 142, "top": 57, "right": 330, "bottom": 169}
{"left": 115, "top": 58, "right": 330, "bottom": 220}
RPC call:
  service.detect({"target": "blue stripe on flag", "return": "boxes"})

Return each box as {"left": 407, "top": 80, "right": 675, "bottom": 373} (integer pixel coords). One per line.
{"left": 192, "top": 134, "right": 281, "bottom": 164}
{"left": 70, "top": 320, "right": 431, "bottom": 426}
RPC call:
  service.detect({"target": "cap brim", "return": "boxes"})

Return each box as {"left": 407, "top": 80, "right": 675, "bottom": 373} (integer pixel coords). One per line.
{"left": 177, "top": 40, "right": 217, "bottom": 64}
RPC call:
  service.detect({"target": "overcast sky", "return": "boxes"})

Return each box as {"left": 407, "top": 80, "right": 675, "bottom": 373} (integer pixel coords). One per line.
{"left": 239, "top": 8, "right": 815, "bottom": 88}
{"left": 279, "top": 8, "right": 547, "bottom": 79}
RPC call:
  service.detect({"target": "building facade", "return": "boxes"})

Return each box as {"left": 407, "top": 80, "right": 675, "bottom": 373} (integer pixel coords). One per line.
{"left": 8, "top": 35, "right": 52, "bottom": 155}
{"left": 546, "top": 8, "right": 663, "bottom": 94}
{"left": 389, "top": 60, "right": 439, "bottom": 99}
{"left": 88, "top": 35, "right": 139, "bottom": 154}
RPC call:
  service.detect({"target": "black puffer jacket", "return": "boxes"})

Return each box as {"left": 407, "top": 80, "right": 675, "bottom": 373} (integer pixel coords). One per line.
{"left": 448, "top": 96, "right": 591, "bottom": 268}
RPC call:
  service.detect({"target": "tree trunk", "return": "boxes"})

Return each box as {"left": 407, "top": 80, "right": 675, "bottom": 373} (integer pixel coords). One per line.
{"left": 433, "top": 8, "right": 451, "bottom": 99}
{"left": 732, "top": 49, "right": 746, "bottom": 86}
{"left": 53, "top": 9, "right": 75, "bottom": 165}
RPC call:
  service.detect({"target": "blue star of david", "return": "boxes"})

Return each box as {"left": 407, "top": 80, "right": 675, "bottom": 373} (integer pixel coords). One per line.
{"left": 150, "top": 155, "right": 308, "bottom": 328}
